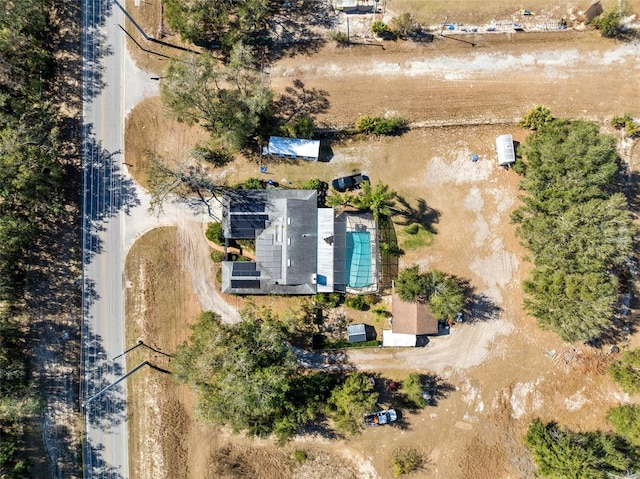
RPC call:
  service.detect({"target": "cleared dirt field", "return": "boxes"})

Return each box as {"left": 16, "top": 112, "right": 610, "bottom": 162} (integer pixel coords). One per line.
{"left": 122, "top": 1, "right": 640, "bottom": 478}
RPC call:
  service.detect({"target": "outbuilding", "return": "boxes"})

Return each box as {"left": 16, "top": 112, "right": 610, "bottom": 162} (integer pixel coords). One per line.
{"left": 347, "top": 323, "right": 372, "bottom": 343}
{"left": 265, "top": 136, "right": 320, "bottom": 161}
{"left": 496, "top": 134, "right": 515, "bottom": 167}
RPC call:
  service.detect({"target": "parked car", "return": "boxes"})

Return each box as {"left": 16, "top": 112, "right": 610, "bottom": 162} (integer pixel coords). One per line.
{"left": 364, "top": 409, "right": 398, "bottom": 427}
{"left": 331, "top": 173, "right": 367, "bottom": 192}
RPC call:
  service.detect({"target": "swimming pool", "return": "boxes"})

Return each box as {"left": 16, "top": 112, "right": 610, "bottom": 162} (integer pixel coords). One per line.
{"left": 345, "top": 231, "right": 373, "bottom": 289}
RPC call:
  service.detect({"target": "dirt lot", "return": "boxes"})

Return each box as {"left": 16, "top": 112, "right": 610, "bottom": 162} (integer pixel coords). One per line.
{"left": 122, "top": 2, "right": 640, "bottom": 478}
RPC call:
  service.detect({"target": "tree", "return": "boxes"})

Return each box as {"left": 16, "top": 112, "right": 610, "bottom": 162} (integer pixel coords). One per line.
{"left": 395, "top": 266, "right": 426, "bottom": 302}
{"left": 327, "top": 372, "right": 378, "bottom": 435}
{"left": 609, "top": 349, "right": 640, "bottom": 395}
{"left": 147, "top": 153, "right": 227, "bottom": 218}
{"left": 353, "top": 180, "right": 396, "bottom": 223}
{"left": 512, "top": 117, "right": 635, "bottom": 341}
{"left": 402, "top": 373, "right": 427, "bottom": 408}
{"left": 607, "top": 405, "right": 640, "bottom": 446}
{"left": 428, "top": 277, "right": 465, "bottom": 320}
{"left": 524, "top": 419, "right": 638, "bottom": 478}
{"left": 162, "top": 47, "right": 273, "bottom": 153}
{"left": 173, "top": 311, "right": 301, "bottom": 439}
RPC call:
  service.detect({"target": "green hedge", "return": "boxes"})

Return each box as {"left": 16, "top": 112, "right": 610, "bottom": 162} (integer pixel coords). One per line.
{"left": 205, "top": 223, "right": 225, "bottom": 245}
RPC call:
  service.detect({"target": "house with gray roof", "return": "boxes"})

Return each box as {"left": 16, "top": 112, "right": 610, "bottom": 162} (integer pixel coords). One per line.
{"left": 220, "top": 189, "right": 379, "bottom": 295}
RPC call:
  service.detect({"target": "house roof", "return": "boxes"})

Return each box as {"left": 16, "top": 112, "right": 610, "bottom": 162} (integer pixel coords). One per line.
{"left": 268, "top": 136, "right": 320, "bottom": 160}
{"left": 221, "top": 189, "right": 319, "bottom": 295}
{"left": 391, "top": 293, "right": 438, "bottom": 335}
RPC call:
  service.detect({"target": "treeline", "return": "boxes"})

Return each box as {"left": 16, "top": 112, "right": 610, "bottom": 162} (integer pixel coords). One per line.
{"left": 0, "top": 0, "right": 66, "bottom": 476}
{"left": 512, "top": 112, "right": 636, "bottom": 342}
{"left": 174, "top": 308, "right": 439, "bottom": 443}
{"left": 526, "top": 349, "right": 640, "bottom": 477}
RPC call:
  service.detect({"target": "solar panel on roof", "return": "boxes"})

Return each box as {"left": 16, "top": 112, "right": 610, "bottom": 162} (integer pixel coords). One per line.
{"left": 230, "top": 201, "right": 265, "bottom": 213}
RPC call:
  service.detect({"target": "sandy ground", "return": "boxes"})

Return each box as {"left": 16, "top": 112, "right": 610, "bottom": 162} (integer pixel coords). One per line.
{"left": 121, "top": 8, "right": 640, "bottom": 479}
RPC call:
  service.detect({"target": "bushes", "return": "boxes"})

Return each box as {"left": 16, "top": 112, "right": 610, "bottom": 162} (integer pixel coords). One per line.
{"left": 356, "top": 115, "right": 406, "bottom": 136}
{"left": 609, "top": 349, "right": 640, "bottom": 394}
{"left": 520, "top": 105, "right": 553, "bottom": 130}
{"left": 205, "top": 223, "right": 225, "bottom": 245}
{"left": 404, "top": 223, "right": 420, "bottom": 235}
{"left": 313, "top": 293, "right": 343, "bottom": 308}
{"left": 279, "top": 115, "right": 316, "bottom": 139}
{"left": 390, "top": 13, "right": 418, "bottom": 39}
{"left": 302, "top": 178, "right": 324, "bottom": 190}
{"left": 242, "top": 177, "right": 264, "bottom": 189}
{"left": 592, "top": 8, "right": 625, "bottom": 38}
{"left": 607, "top": 405, "right": 640, "bottom": 446}
{"left": 210, "top": 250, "right": 225, "bottom": 262}
{"left": 611, "top": 113, "right": 639, "bottom": 137}
{"left": 372, "top": 20, "right": 390, "bottom": 35}
{"left": 345, "top": 295, "right": 366, "bottom": 311}
{"left": 391, "top": 448, "right": 424, "bottom": 477}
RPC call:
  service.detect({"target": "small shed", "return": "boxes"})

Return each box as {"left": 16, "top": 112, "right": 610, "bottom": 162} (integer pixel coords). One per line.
{"left": 496, "top": 134, "right": 515, "bottom": 167}
{"left": 266, "top": 136, "right": 320, "bottom": 161}
{"left": 347, "top": 323, "right": 367, "bottom": 343}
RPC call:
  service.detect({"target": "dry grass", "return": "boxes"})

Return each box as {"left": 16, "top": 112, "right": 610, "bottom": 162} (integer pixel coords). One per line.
{"left": 125, "top": 227, "right": 201, "bottom": 478}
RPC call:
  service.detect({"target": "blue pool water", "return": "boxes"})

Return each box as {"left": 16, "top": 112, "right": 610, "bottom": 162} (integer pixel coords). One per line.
{"left": 345, "top": 231, "right": 373, "bottom": 288}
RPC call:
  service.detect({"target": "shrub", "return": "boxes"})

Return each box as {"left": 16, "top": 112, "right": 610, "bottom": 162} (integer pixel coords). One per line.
{"left": 391, "top": 447, "right": 423, "bottom": 477}
{"left": 356, "top": 115, "right": 406, "bottom": 136}
{"left": 206, "top": 223, "right": 225, "bottom": 245}
{"left": 611, "top": 114, "right": 638, "bottom": 137}
{"left": 345, "top": 295, "right": 366, "bottom": 310}
{"left": 330, "top": 30, "right": 349, "bottom": 45}
{"left": 390, "top": 13, "right": 418, "bottom": 38}
{"left": 405, "top": 223, "right": 420, "bottom": 235}
{"left": 356, "top": 115, "right": 378, "bottom": 134}
{"left": 190, "top": 145, "right": 232, "bottom": 167}
{"left": 592, "top": 8, "right": 624, "bottom": 38}
{"left": 279, "top": 115, "right": 316, "bottom": 139}
{"left": 243, "top": 177, "right": 264, "bottom": 189}
{"left": 372, "top": 20, "right": 389, "bottom": 35}
{"left": 363, "top": 294, "right": 378, "bottom": 306}
{"left": 210, "top": 250, "right": 225, "bottom": 262}
{"left": 313, "top": 293, "right": 343, "bottom": 308}
{"left": 520, "top": 105, "right": 553, "bottom": 130}
{"left": 303, "top": 178, "right": 323, "bottom": 190}
{"left": 293, "top": 449, "right": 308, "bottom": 463}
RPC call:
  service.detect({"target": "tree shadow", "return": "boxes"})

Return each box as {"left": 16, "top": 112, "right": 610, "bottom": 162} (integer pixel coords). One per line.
{"left": 265, "top": 0, "right": 337, "bottom": 60}
{"left": 273, "top": 79, "right": 330, "bottom": 123}
{"left": 84, "top": 437, "right": 125, "bottom": 479}
{"left": 81, "top": 123, "right": 141, "bottom": 264}
{"left": 456, "top": 279, "right": 502, "bottom": 323}
{"left": 82, "top": 328, "right": 127, "bottom": 429}
{"left": 392, "top": 195, "right": 441, "bottom": 233}
{"left": 81, "top": 0, "right": 115, "bottom": 102}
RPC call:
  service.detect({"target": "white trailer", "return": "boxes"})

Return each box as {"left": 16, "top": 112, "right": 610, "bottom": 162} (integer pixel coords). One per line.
{"left": 496, "top": 134, "right": 515, "bottom": 167}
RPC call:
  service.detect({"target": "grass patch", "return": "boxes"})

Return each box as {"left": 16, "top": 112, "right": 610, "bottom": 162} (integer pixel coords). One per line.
{"left": 399, "top": 224, "right": 434, "bottom": 250}
{"left": 124, "top": 227, "right": 202, "bottom": 478}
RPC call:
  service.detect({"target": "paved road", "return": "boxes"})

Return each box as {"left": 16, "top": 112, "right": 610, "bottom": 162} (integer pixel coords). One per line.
{"left": 81, "top": 0, "right": 154, "bottom": 476}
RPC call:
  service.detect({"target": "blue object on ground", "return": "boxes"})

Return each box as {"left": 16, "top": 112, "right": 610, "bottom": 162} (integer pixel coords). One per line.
{"left": 471, "top": 154, "right": 479, "bottom": 162}
{"left": 260, "top": 166, "right": 267, "bottom": 173}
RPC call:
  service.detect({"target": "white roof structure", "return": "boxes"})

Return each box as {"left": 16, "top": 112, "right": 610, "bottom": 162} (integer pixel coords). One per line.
{"left": 267, "top": 136, "right": 320, "bottom": 161}
{"left": 496, "top": 134, "right": 515, "bottom": 166}
{"left": 382, "top": 330, "right": 417, "bottom": 347}
{"left": 316, "top": 208, "right": 335, "bottom": 293}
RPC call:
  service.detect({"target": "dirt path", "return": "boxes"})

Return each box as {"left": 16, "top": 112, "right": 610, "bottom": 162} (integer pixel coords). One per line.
{"left": 269, "top": 31, "right": 640, "bottom": 127}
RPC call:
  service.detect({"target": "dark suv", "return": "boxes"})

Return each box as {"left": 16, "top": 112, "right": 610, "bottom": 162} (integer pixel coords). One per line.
{"left": 331, "top": 173, "right": 367, "bottom": 192}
